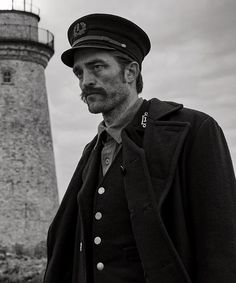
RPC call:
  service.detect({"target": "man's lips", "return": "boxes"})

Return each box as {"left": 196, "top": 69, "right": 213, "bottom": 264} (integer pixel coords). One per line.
{"left": 86, "top": 91, "right": 102, "bottom": 96}
{"left": 84, "top": 92, "right": 102, "bottom": 100}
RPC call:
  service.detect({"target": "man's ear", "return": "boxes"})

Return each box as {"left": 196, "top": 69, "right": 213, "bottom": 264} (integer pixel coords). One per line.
{"left": 124, "top": 62, "right": 140, "bottom": 83}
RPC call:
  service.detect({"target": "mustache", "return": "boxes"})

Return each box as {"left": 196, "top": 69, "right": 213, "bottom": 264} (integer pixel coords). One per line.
{"left": 80, "top": 87, "right": 107, "bottom": 101}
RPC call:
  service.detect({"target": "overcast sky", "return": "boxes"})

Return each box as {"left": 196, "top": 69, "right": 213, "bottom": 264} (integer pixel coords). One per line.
{"left": 2, "top": 0, "right": 236, "bottom": 200}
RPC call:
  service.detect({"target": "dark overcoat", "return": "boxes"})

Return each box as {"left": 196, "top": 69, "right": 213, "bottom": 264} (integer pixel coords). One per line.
{"left": 44, "top": 98, "right": 236, "bottom": 283}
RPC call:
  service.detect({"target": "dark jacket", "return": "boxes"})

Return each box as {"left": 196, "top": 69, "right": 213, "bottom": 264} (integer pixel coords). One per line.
{"left": 44, "top": 98, "right": 236, "bottom": 283}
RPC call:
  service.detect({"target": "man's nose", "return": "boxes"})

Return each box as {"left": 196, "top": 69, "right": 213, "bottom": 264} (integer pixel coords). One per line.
{"left": 81, "top": 70, "right": 96, "bottom": 88}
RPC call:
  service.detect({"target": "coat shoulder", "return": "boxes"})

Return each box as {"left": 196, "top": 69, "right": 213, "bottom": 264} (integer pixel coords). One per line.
{"left": 176, "top": 105, "right": 214, "bottom": 123}
{"left": 149, "top": 98, "right": 218, "bottom": 130}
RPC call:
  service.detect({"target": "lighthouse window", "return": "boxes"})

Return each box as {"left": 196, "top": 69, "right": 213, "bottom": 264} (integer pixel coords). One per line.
{"left": 3, "top": 71, "right": 12, "bottom": 83}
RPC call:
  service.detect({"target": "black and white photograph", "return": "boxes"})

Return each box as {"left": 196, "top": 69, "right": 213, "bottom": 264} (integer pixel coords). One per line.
{"left": 0, "top": 0, "right": 236, "bottom": 282}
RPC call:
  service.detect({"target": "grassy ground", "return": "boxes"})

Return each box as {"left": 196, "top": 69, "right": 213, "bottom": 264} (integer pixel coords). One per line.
{"left": 0, "top": 252, "right": 46, "bottom": 283}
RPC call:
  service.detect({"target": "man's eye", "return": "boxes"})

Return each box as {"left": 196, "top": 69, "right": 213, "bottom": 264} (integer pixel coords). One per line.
{"left": 75, "top": 71, "right": 83, "bottom": 79}
{"left": 93, "top": 65, "right": 104, "bottom": 71}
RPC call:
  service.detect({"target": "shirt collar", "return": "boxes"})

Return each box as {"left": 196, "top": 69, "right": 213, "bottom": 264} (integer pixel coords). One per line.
{"left": 97, "top": 97, "right": 143, "bottom": 144}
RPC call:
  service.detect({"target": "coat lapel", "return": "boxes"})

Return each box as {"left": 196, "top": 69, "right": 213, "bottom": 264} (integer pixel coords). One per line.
{"left": 74, "top": 136, "right": 103, "bottom": 282}
{"left": 121, "top": 98, "right": 191, "bottom": 282}
{"left": 77, "top": 136, "right": 103, "bottom": 232}
{"left": 122, "top": 98, "right": 190, "bottom": 207}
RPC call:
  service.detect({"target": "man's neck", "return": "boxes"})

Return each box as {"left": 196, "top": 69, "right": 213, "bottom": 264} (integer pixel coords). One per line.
{"left": 103, "top": 95, "right": 139, "bottom": 127}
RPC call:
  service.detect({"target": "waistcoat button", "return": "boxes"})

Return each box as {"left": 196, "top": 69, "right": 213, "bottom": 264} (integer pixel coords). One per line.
{"left": 97, "top": 262, "right": 104, "bottom": 271}
{"left": 98, "top": 187, "right": 105, "bottom": 194}
{"left": 94, "top": 236, "right": 102, "bottom": 245}
{"left": 95, "top": 212, "right": 102, "bottom": 220}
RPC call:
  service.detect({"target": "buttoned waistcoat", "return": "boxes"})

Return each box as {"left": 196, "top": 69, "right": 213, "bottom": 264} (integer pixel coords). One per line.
{"left": 43, "top": 98, "right": 236, "bottom": 283}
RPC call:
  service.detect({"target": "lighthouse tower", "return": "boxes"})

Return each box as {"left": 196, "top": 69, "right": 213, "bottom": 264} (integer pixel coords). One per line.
{"left": 0, "top": 1, "right": 59, "bottom": 251}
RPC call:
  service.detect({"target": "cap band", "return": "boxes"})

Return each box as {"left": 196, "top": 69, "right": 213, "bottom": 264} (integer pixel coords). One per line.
{"left": 72, "top": 35, "right": 127, "bottom": 49}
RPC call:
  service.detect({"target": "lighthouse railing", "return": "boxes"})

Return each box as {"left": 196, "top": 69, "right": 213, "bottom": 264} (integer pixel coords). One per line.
{"left": 11, "top": 0, "right": 40, "bottom": 17}
{"left": 0, "top": 23, "right": 54, "bottom": 49}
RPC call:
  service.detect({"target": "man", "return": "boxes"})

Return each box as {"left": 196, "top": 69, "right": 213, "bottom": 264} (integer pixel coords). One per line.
{"left": 43, "top": 14, "right": 236, "bottom": 283}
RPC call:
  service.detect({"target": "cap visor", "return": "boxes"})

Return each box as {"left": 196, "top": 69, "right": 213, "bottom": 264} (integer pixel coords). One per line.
{"left": 61, "top": 44, "right": 115, "bottom": 67}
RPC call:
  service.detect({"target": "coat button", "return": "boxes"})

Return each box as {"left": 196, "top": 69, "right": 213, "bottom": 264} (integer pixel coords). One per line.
{"left": 97, "top": 262, "right": 104, "bottom": 271}
{"left": 98, "top": 187, "right": 105, "bottom": 194}
{"left": 94, "top": 237, "right": 102, "bottom": 245}
{"left": 95, "top": 212, "right": 102, "bottom": 220}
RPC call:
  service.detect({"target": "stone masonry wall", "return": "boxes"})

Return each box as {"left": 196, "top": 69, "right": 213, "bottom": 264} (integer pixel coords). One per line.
{"left": 0, "top": 43, "right": 54, "bottom": 68}
{"left": 0, "top": 11, "right": 38, "bottom": 27}
{"left": 0, "top": 11, "right": 39, "bottom": 44}
{"left": 0, "top": 58, "right": 59, "bottom": 249}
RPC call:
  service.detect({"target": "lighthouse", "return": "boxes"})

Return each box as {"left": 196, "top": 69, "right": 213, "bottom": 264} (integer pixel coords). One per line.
{"left": 0, "top": 1, "right": 59, "bottom": 251}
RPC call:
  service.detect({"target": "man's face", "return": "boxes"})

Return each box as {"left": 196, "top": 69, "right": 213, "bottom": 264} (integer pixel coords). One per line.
{"left": 73, "top": 49, "right": 131, "bottom": 114}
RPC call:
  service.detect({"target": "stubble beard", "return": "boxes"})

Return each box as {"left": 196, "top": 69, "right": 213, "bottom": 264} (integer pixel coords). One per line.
{"left": 80, "top": 70, "right": 130, "bottom": 115}
{"left": 87, "top": 85, "right": 130, "bottom": 116}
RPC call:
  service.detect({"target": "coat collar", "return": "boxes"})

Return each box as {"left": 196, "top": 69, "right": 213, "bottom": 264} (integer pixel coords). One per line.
{"left": 83, "top": 98, "right": 183, "bottom": 156}
{"left": 148, "top": 98, "right": 183, "bottom": 121}
{"left": 122, "top": 97, "right": 190, "bottom": 200}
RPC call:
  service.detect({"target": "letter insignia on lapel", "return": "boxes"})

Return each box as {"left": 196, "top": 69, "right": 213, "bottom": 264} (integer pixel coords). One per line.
{"left": 141, "top": 112, "right": 148, "bottom": 128}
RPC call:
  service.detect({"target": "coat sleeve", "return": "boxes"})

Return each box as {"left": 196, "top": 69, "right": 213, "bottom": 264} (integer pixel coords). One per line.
{"left": 43, "top": 141, "right": 93, "bottom": 283}
{"left": 187, "top": 116, "right": 236, "bottom": 282}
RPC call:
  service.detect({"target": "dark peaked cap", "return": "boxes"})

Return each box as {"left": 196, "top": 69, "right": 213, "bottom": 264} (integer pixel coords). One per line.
{"left": 61, "top": 13, "right": 151, "bottom": 67}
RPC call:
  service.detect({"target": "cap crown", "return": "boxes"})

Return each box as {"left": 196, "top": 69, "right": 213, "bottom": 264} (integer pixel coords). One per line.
{"left": 62, "top": 13, "right": 151, "bottom": 67}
